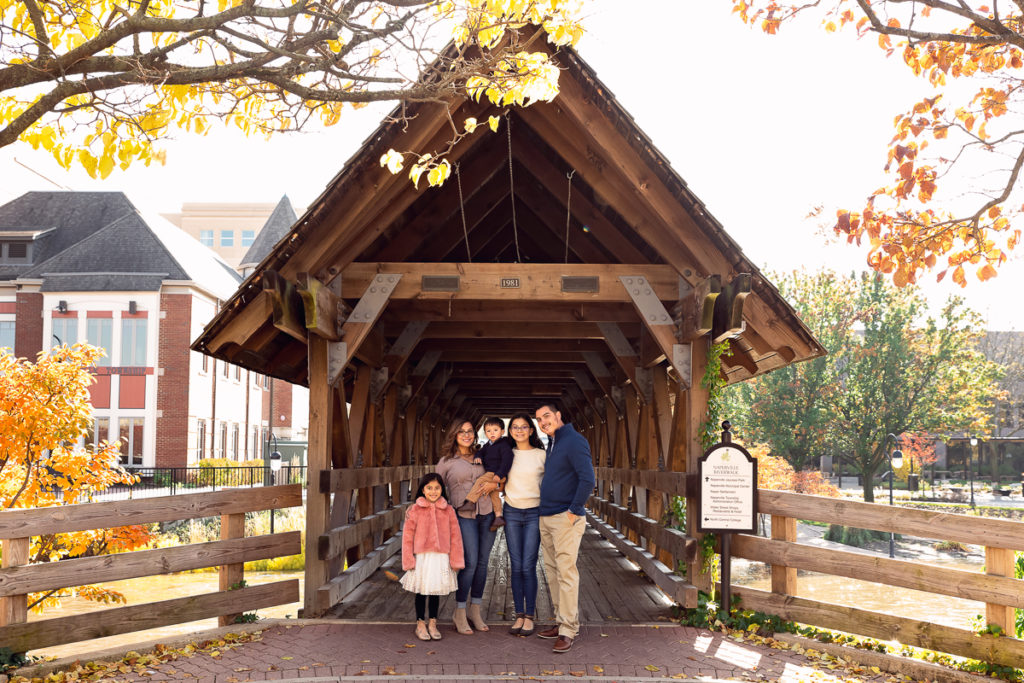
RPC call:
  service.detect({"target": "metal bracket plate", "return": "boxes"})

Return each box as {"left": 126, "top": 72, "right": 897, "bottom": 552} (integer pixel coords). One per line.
{"left": 673, "top": 343, "right": 692, "bottom": 389}
{"left": 634, "top": 366, "right": 654, "bottom": 403}
{"left": 370, "top": 367, "right": 389, "bottom": 403}
{"left": 328, "top": 341, "right": 347, "bottom": 386}
{"left": 597, "top": 322, "right": 638, "bottom": 358}
{"left": 582, "top": 351, "right": 611, "bottom": 378}
{"left": 411, "top": 349, "right": 442, "bottom": 377}
{"left": 620, "top": 275, "right": 674, "bottom": 326}
{"left": 387, "top": 320, "right": 428, "bottom": 359}
{"left": 348, "top": 273, "right": 403, "bottom": 324}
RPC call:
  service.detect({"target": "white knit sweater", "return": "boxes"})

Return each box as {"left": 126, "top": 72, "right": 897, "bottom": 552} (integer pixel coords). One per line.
{"left": 503, "top": 447, "right": 546, "bottom": 509}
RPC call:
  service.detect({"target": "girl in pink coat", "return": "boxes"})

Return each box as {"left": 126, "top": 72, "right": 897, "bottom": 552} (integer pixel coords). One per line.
{"left": 400, "top": 473, "right": 465, "bottom": 641}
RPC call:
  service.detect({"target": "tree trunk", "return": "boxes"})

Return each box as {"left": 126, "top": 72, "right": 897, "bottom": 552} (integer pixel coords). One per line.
{"left": 862, "top": 464, "right": 877, "bottom": 502}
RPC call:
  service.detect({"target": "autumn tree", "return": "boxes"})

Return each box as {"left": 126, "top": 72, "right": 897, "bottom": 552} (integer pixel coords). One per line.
{"left": 1, "top": 0, "right": 583, "bottom": 183}
{"left": 0, "top": 344, "right": 155, "bottom": 611}
{"left": 727, "top": 270, "right": 1003, "bottom": 501}
{"left": 726, "top": 271, "right": 859, "bottom": 472}
{"left": 733, "top": 0, "right": 1024, "bottom": 286}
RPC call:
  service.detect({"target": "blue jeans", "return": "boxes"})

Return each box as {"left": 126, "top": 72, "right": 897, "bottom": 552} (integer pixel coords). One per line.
{"left": 456, "top": 513, "right": 496, "bottom": 603}
{"left": 503, "top": 504, "right": 540, "bottom": 616}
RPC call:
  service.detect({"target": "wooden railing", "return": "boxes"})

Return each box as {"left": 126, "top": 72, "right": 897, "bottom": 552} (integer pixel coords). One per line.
{"left": 0, "top": 484, "right": 301, "bottom": 653}
{"left": 732, "top": 490, "right": 1024, "bottom": 668}
{"left": 313, "top": 465, "right": 432, "bottom": 613}
{"left": 588, "top": 467, "right": 698, "bottom": 607}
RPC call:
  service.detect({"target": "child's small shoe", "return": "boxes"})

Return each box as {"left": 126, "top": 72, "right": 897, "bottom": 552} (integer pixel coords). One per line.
{"left": 458, "top": 500, "right": 476, "bottom": 513}
{"left": 489, "top": 516, "right": 505, "bottom": 531}
{"left": 415, "top": 620, "right": 431, "bottom": 641}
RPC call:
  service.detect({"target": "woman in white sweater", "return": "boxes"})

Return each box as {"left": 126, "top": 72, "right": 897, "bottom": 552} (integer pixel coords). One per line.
{"left": 503, "top": 412, "right": 547, "bottom": 637}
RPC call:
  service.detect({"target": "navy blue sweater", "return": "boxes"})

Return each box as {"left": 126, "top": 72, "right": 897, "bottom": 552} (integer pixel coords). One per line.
{"left": 477, "top": 435, "right": 514, "bottom": 479}
{"left": 539, "top": 424, "right": 596, "bottom": 517}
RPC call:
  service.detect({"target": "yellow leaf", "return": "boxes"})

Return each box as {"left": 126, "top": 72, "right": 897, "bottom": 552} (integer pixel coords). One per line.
{"left": 488, "top": 115, "right": 501, "bottom": 132}
{"left": 379, "top": 149, "right": 404, "bottom": 174}
{"left": 463, "top": 117, "right": 478, "bottom": 133}
{"left": 645, "top": 665, "right": 660, "bottom": 672}
{"left": 97, "top": 155, "right": 115, "bottom": 179}
{"left": 281, "top": 656, "right": 293, "bottom": 660}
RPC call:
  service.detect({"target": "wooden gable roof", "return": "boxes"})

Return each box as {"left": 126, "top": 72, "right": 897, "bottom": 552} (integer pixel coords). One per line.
{"left": 193, "top": 38, "right": 824, "bottom": 406}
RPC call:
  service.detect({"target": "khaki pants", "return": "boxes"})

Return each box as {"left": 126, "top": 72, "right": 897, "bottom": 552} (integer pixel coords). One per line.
{"left": 539, "top": 511, "right": 586, "bottom": 638}
{"left": 465, "top": 472, "right": 505, "bottom": 516}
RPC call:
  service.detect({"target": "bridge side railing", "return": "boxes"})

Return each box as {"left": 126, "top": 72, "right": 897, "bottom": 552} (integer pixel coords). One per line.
{"left": 313, "top": 465, "right": 433, "bottom": 614}
{"left": 0, "top": 484, "right": 302, "bottom": 653}
{"left": 589, "top": 467, "right": 698, "bottom": 607}
{"left": 734, "top": 489, "right": 1024, "bottom": 667}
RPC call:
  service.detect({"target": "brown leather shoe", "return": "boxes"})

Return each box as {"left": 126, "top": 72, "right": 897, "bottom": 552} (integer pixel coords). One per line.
{"left": 552, "top": 635, "right": 574, "bottom": 653}
{"left": 489, "top": 516, "right": 506, "bottom": 531}
{"left": 536, "top": 625, "right": 560, "bottom": 639}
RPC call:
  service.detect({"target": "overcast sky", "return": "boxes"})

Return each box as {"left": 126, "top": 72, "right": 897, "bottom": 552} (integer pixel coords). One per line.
{"left": 3, "top": 1, "right": 1022, "bottom": 328}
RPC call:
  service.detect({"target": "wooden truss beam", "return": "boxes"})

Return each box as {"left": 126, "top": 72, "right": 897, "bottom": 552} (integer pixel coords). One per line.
{"left": 341, "top": 263, "right": 678, "bottom": 302}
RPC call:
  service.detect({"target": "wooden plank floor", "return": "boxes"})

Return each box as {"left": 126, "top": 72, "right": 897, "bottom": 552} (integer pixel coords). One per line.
{"left": 328, "top": 525, "right": 677, "bottom": 624}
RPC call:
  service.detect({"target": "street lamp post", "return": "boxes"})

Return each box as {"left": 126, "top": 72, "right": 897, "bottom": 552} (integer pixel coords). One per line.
{"left": 969, "top": 437, "right": 978, "bottom": 510}
{"left": 266, "top": 433, "right": 282, "bottom": 532}
{"left": 884, "top": 433, "right": 903, "bottom": 559}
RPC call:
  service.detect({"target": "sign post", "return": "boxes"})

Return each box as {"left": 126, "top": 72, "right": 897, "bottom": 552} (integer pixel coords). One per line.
{"left": 698, "top": 420, "right": 757, "bottom": 619}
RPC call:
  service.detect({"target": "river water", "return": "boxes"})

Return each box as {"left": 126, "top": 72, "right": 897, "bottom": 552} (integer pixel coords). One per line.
{"left": 731, "top": 555, "right": 986, "bottom": 630}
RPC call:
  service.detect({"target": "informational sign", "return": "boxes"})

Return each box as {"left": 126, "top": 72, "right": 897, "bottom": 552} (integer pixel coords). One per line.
{"left": 500, "top": 277, "right": 521, "bottom": 288}
{"left": 698, "top": 442, "right": 757, "bottom": 534}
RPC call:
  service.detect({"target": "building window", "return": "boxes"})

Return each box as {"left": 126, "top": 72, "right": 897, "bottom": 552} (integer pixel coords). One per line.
{"left": 1, "top": 241, "right": 30, "bottom": 263}
{"left": 252, "top": 426, "right": 260, "bottom": 459}
{"left": 86, "top": 317, "right": 113, "bottom": 366}
{"left": 220, "top": 422, "right": 228, "bottom": 458}
{"left": 51, "top": 316, "right": 77, "bottom": 347}
{"left": 222, "top": 361, "right": 230, "bottom": 378}
{"left": 118, "top": 417, "right": 144, "bottom": 467}
{"left": 0, "top": 320, "right": 14, "bottom": 353}
{"left": 197, "top": 418, "right": 206, "bottom": 459}
{"left": 232, "top": 424, "right": 239, "bottom": 460}
{"left": 86, "top": 417, "right": 109, "bottom": 450}
{"left": 241, "top": 230, "right": 255, "bottom": 247}
{"left": 121, "top": 317, "right": 147, "bottom": 365}
{"left": 220, "top": 230, "right": 234, "bottom": 247}
{"left": 234, "top": 364, "right": 241, "bottom": 381}
{"left": 199, "top": 230, "right": 214, "bottom": 247}
{"left": 201, "top": 353, "right": 209, "bottom": 373}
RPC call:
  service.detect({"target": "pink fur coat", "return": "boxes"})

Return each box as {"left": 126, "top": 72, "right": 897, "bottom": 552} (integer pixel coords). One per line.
{"left": 401, "top": 496, "right": 465, "bottom": 571}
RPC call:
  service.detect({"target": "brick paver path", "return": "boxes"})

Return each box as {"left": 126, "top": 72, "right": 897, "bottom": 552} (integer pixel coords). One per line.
{"left": 105, "top": 622, "right": 892, "bottom": 683}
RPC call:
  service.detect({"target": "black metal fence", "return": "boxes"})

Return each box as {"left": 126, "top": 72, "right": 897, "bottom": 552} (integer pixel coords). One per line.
{"left": 92, "top": 465, "right": 307, "bottom": 501}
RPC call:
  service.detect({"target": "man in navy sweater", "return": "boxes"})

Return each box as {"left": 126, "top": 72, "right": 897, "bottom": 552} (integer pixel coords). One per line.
{"left": 533, "top": 402, "right": 596, "bottom": 653}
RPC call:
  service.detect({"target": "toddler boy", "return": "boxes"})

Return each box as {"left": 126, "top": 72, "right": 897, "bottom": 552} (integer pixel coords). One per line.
{"left": 462, "top": 416, "right": 514, "bottom": 531}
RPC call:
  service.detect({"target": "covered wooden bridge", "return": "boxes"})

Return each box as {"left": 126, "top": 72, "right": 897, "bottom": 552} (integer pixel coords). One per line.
{"left": 192, "top": 35, "right": 824, "bottom": 620}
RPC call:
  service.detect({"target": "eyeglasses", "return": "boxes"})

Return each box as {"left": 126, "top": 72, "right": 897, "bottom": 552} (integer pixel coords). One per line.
{"left": 509, "top": 425, "right": 531, "bottom": 431}
{"left": 457, "top": 429, "right": 475, "bottom": 436}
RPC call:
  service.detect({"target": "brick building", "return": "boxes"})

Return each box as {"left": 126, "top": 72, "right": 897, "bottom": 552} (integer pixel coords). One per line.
{"left": 164, "top": 195, "right": 308, "bottom": 449}
{"left": 0, "top": 191, "right": 279, "bottom": 467}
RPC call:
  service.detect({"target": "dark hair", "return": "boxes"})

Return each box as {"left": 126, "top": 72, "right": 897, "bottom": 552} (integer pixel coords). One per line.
{"left": 508, "top": 412, "right": 544, "bottom": 450}
{"left": 535, "top": 401, "right": 562, "bottom": 418}
{"left": 440, "top": 415, "right": 477, "bottom": 460}
{"left": 481, "top": 416, "right": 505, "bottom": 430}
{"left": 414, "top": 472, "right": 448, "bottom": 502}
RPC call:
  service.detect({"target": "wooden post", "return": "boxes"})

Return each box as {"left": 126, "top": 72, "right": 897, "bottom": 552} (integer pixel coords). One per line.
{"left": 685, "top": 340, "right": 711, "bottom": 593}
{"left": 304, "top": 334, "right": 333, "bottom": 616}
{"left": 0, "top": 537, "right": 30, "bottom": 629}
{"left": 770, "top": 515, "right": 797, "bottom": 596}
{"left": 218, "top": 513, "right": 245, "bottom": 627}
{"left": 985, "top": 546, "right": 1015, "bottom": 633}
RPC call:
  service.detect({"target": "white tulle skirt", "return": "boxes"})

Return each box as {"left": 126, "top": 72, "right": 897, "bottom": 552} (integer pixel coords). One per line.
{"left": 399, "top": 552, "right": 458, "bottom": 595}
